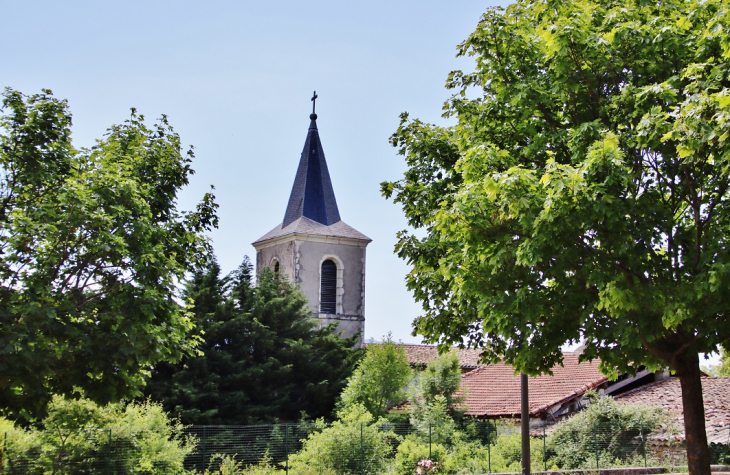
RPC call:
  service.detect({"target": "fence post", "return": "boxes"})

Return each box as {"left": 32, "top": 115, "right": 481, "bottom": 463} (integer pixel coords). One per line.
{"left": 641, "top": 422, "right": 647, "bottom": 468}
{"left": 284, "top": 424, "right": 289, "bottom": 475}
{"left": 202, "top": 426, "right": 207, "bottom": 471}
{"left": 429, "top": 423, "right": 432, "bottom": 460}
{"left": 543, "top": 422, "right": 547, "bottom": 471}
{"left": 360, "top": 423, "right": 364, "bottom": 475}
{"left": 107, "top": 428, "right": 112, "bottom": 475}
{"left": 487, "top": 421, "right": 492, "bottom": 474}
{"left": 594, "top": 420, "right": 599, "bottom": 470}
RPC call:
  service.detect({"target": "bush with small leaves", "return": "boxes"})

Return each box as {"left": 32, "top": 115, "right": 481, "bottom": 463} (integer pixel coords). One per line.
{"left": 547, "top": 395, "right": 666, "bottom": 470}
{"left": 1, "top": 396, "right": 195, "bottom": 474}
{"left": 288, "top": 404, "right": 396, "bottom": 474}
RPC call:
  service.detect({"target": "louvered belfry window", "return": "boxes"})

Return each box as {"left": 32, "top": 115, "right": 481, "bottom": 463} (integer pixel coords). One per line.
{"left": 320, "top": 259, "right": 337, "bottom": 314}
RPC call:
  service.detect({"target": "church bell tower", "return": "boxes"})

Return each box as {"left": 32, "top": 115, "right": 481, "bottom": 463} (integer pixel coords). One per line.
{"left": 252, "top": 93, "right": 370, "bottom": 348}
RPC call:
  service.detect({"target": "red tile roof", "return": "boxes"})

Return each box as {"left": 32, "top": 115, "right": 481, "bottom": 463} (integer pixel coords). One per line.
{"left": 459, "top": 353, "right": 608, "bottom": 418}
{"left": 399, "top": 344, "right": 486, "bottom": 370}
{"left": 616, "top": 376, "right": 730, "bottom": 444}
{"left": 364, "top": 343, "right": 487, "bottom": 370}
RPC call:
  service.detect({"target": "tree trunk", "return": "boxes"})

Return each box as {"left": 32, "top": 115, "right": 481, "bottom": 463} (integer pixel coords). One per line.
{"left": 676, "top": 351, "right": 711, "bottom": 475}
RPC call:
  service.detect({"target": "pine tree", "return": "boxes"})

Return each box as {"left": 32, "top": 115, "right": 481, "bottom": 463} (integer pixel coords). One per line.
{"left": 145, "top": 256, "right": 362, "bottom": 424}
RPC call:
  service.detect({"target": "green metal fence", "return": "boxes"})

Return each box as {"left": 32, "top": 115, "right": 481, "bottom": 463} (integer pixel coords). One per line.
{"left": 1, "top": 420, "right": 728, "bottom": 474}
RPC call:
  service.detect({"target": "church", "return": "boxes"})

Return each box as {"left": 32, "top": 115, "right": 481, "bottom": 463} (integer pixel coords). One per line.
{"left": 252, "top": 94, "right": 370, "bottom": 348}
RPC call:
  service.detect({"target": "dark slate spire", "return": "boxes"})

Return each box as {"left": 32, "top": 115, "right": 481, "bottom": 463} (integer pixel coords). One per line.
{"left": 282, "top": 95, "right": 341, "bottom": 228}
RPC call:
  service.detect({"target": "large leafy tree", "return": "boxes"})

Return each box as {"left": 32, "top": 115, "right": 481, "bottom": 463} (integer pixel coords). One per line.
{"left": 0, "top": 89, "right": 218, "bottom": 421}
{"left": 145, "top": 256, "right": 362, "bottom": 424}
{"left": 382, "top": 1, "right": 730, "bottom": 474}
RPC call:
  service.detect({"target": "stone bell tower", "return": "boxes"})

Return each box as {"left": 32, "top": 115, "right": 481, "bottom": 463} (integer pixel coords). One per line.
{"left": 252, "top": 93, "right": 370, "bottom": 348}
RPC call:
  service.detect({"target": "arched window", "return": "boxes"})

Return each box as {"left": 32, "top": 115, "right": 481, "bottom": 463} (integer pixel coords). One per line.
{"left": 271, "top": 258, "right": 280, "bottom": 274}
{"left": 320, "top": 259, "right": 337, "bottom": 314}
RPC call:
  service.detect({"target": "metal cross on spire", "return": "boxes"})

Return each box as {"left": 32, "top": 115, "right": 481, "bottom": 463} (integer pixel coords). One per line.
{"left": 311, "top": 91, "right": 318, "bottom": 114}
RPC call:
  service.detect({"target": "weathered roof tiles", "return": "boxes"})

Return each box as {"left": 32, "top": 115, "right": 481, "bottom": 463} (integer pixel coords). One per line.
{"left": 398, "top": 344, "right": 486, "bottom": 370}
{"left": 458, "top": 352, "right": 608, "bottom": 418}
{"left": 617, "top": 376, "right": 730, "bottom": 444}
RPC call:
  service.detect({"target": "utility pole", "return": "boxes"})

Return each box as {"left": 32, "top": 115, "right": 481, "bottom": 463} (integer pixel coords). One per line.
{"left": 521, "top": 373, "right": 531, "bottom": 475}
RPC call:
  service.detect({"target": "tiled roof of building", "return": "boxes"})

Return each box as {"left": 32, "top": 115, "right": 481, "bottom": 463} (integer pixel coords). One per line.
{"left": 253, "top": 216, "right": 370, "bottom": 244}
{"left": 459, "top": 353, "right": 608, "bottom": 418}
{"left": 616, "top": 376, "right": 730, "bottom": 444}
{"left": 282, "top": 112, "right": 340, "bottom": 228}
{"left": 398, "top": 344, "right": 486, "bottom": 370}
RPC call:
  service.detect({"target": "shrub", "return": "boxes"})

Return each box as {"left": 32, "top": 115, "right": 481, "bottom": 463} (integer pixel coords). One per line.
{"left": 438, "top": 432, "right": 493, "bottom": 475}
{"left": 547, "top": 394, "right": 665, "bottom": 470}
{"left": 0, "top": 396, "right": 195, "bottom": 474}
{"left": 288, "top": 404, "right": 396, "bottom": 474}
{"left": 393, "top": 435, "right": 449, "bottom": 475}
{"left": 487, "top": 427, "right": 554, "bottom": 473}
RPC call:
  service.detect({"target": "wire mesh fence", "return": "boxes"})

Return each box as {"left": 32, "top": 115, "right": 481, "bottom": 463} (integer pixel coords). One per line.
{"left": 1, "top": 427, "right": 195, "bottom": 474}
{"left": 1, "top": 419, "right": 728, "bottom": 474}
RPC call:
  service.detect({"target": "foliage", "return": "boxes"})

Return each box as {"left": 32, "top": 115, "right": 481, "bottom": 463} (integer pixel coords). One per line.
{"left": 382, "top": 1, "right": 730, "bottom": 471}
{"left": 383, "top": 0, "right": 730, "bottom": 378}
{"left": 0, "top": 396, "right": 195, "bottom": 474}
{"left": 199, "top": 452, "right": 289, "bottom": 475}
{"left": 146, "top": 257, "right": 361, "bottom": 424}
{"left": 393, "top": 436, "right": 448, "bottom": 475}
{"left": 0, "top": 88, "right": 218, "bottom": 420}
{"left": 339, "top": 334, "right": 412, "bottom": 418}
{"left": 547, "top": 394, "right": 666, "bottom": 470}
{"left": 412, "top": 352, "right": 463, "bottom": 411}
{"left": 716, "top": 347, "right": 730, "bottom": 377}
{"left": 405, "top": 349, "right": 464, "bottom": 447}
{"left": 702, "top": 346, "right": 730, "bottom": 376}
{"left": 203, "top": 454, "right": 248, "bottom": 475}
{"left": 485, "top": 428, "right": 553, "bottom": 474}
{"left": 391, "top": 421, "right": 552, "bottom": 475}
{"left": 197, "top": 454, "right": 338, "bottom": 475}
{"left": 410, "top": 396, "right": 456, "bottom": 446}
{"left": 438, "top": 435, "right": 493, "bottom": 475}
{"left": 408, "top": 352, "right": 465, "bottom": 440}
{"left": 288, "top": 404, "right": 396, "bottom": 475}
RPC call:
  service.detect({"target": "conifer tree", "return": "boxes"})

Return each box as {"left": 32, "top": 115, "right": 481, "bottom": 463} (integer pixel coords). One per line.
{"left": 145, "top": 256, "right": 361, "bottom": 424}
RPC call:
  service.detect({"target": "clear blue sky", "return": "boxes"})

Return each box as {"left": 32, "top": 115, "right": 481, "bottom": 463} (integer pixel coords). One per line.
{"left": 3, "top": 0, "right": 510, "bottom": 344}
{"left": 3, "top": 1, "right": 724, "bottom": 366}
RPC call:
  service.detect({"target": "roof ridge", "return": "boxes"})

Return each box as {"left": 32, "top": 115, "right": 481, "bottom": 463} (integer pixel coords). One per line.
{"left": 532, "top": 377, "right": 609, "bottom": 415}
{"left": 253, "top": 216, "right": 371, "bottom": 245}
{"left": 614, "top": 376, "right": 675, "bottom": 399}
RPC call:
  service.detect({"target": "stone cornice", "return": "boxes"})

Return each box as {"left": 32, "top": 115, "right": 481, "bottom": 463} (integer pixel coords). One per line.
{"left": 253, "top": 232, "right": 370, "bottom": 250}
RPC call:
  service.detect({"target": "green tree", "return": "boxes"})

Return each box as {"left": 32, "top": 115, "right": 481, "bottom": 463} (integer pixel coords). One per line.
{"left": 408, "top": 352, "right": 464, "bottom": 445}
{"left": 382, "top": 1, "right": 730, "bottom": 473}
{"left": 145, "top": 256, "right": 361, "bottom": 424}
{"left": 0, "top": 89, "right": 217, "bottom": 421}
{"left": 339, "top": 334, "right": 412, "bottom": 418}
{"left": 412, "top": 351, "right": 462, "bottom": 411}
